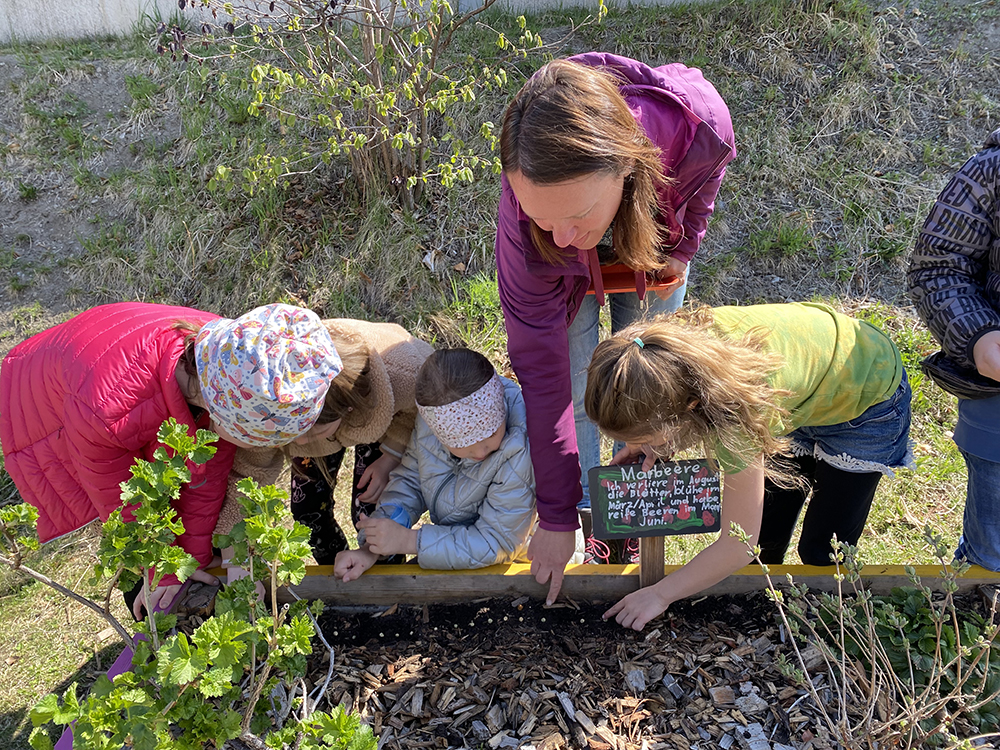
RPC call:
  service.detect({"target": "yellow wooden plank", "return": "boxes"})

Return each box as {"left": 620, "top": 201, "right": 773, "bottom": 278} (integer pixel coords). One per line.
{"left": 274, "top": 563, "right": 1000, "bottom": 605}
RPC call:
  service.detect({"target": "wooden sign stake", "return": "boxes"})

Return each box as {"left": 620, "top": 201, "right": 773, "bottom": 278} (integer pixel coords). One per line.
{"left": 639, "top": 536, "right": 665, "bottom": 588}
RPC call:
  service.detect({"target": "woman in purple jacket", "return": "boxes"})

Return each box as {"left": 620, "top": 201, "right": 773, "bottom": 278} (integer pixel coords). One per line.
{"left": 496, "top": 53, "right": 735, "bottom": 603}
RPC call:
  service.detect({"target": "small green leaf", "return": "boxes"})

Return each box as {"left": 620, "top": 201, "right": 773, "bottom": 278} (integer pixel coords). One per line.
{"left": 28, "top": 727, "right": 54, "bottom": 750}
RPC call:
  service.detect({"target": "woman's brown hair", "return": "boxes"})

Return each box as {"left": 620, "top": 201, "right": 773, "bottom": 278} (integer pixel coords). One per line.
{"left": 500, "top": 59, "right": 669, "bottom": 270}
{"left": 415, "top": 348, "right": 496, "bottom": 407}
{"left": 584, "top": 309, "right": 791, "bottom": 472}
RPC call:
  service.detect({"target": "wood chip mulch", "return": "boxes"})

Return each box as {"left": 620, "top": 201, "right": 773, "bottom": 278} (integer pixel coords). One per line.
{"left": 305, "top": 593, "right": 836, "bottom": 750}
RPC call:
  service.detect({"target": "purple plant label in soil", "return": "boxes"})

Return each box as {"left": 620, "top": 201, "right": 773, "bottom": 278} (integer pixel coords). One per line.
{"left": 588, "top": 459, "right": 721, "bottom": 540}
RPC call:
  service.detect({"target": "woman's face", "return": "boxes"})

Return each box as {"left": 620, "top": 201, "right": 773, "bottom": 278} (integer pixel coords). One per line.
{"left": 507, "top": 169, "right": 626, "bottom": 250}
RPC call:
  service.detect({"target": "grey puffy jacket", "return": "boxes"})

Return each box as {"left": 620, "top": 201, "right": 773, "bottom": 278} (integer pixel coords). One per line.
{"left": 908, "top": 128, "right": 1000, "bottom": 372}
{"left": 360, "top": 377, "right": 536, "bottom": 569}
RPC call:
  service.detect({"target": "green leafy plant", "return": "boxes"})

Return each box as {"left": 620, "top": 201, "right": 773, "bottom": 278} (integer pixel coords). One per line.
{"left": 0, "top": 418, "right": 377, "bottom": 750}
{"left": 860, "top": 584, "right": 1000, "bottom": 734}
{"left": 0, "top": 491, "right": 135, "bottom": 650}
{"left": 91, "top": 418, "right": 217, "bottom": 648}
{"left": 165, "top": 0, "right": 602, "bottom": 210}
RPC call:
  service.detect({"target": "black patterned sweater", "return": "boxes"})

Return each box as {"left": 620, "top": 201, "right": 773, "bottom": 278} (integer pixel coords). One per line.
{"left": 908, "top": 128, "right": 1000, "bottom": 372}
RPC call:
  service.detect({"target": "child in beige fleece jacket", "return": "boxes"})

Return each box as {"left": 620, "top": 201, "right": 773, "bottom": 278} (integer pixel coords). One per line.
{"left": 215, "top": 318, "right": 433, "bottom": 566}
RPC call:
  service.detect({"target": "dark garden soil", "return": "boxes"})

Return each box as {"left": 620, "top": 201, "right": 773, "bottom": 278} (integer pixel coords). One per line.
{"left": 305, "top": 593, "right": 843, "bottom": 750}
{"left": 290, "top": 589, "right": 1000, "bottom": 750}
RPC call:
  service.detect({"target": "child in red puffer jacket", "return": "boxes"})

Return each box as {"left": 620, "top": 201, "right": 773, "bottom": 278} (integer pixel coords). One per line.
{"left": 1, "top": 302, "right": 343, "bottom": 617}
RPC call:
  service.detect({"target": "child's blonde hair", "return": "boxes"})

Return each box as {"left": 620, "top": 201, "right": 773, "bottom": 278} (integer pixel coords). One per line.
{"left": 584, "top": 309, "right": 791, "bottom": 470}
{"left": 315, "top": 327, "right": 371, "bottom": 430}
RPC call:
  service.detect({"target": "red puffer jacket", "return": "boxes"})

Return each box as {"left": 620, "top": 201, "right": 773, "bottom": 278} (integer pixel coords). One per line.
{"left": 0, "top": 303, "right": 237, "bottom": 584}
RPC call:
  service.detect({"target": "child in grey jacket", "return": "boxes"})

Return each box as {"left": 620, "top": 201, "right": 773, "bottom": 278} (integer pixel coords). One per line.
{"left": 334, "top": 348, "right": 536, "bottom": 579}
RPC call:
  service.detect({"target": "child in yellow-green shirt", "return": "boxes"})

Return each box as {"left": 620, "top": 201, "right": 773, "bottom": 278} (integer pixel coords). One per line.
{"left": 584, "top": 303, "right": 913, "bottom": 630}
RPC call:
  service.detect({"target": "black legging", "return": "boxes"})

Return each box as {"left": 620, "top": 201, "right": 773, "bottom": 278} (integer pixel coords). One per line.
{"left": 289, "top": 443, "right": 385, "bottom": 565}
{"left": 757, "top": 454, "right": 882, "bottom": 566}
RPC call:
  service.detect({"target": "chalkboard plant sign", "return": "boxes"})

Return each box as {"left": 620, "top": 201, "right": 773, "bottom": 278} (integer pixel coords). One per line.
{"left": 588, "top": 459, "right": 722, "bottom": 540}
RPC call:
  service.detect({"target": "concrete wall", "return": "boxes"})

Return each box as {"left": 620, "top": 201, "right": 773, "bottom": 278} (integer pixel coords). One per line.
{"left": 0, "top": 0, "right": 214, "bottom": 45}
{"left": 1, "top": 0, "right": 650, "bottom": 45}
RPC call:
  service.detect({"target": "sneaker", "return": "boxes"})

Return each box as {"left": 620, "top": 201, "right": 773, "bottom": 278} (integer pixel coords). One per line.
{"left": 584, "top": 537, "right": 641, "bottom": 564}
{"left": 584, "top": 537, "right": 612, "bottom": 564}
{"left": 622, "top": 537, "right": 641, "bottom": 565}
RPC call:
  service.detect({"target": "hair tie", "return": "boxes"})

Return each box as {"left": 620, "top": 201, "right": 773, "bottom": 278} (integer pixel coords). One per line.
{"left": 633, "top": 337, "right": 645, "bottom": 349}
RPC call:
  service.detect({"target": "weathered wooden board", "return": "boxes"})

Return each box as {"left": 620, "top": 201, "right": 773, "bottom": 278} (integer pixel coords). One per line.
{"left": 276, "top": 563, "right": 1000, "bottom": 605}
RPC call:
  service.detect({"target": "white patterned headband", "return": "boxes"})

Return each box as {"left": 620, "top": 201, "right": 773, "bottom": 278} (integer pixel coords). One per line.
{"left": 417, "top": 374, "right": 506, "bottom": 448}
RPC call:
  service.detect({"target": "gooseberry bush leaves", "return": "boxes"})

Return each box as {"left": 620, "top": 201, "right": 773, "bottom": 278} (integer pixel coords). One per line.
{"left": 22, "top": 418, "right": 375, "bottom": 750}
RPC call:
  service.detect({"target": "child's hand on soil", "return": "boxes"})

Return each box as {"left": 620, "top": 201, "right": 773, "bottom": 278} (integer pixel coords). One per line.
{"left": 603, "top": 586, "right": 671, "bottom": 631}
{"left": 356, "top": 453, "right": 401, "bottom": 504}
{"left": 356, "top": 513, "right": 417, "bottom": 556}
{"left": 334, "top": 548, "right": 379, "bottom": 582}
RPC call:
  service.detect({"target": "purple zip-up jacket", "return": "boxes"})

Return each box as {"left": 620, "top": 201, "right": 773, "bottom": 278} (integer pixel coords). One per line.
{"left": 495, "top": 53, "right": 736, "bottom": 531}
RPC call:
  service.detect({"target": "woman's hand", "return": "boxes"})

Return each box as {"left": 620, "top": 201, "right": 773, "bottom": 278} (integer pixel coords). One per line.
{"left": 334, "top": 548, "right": 379, "bottom": 582}
{"left": 356, "top": 453, "right": 401, "bottom": 504}
{"left": 603, "top": 583, "right": 672, "bottom": 631}
{"left": 356, "top": 513, "right": 417, "bottom": 556}
{"left": 973, "top": 330, "right": 1000, "bottom": 382}
{"left": 650, "top": 256, "right": 688, "bottom": 301}
{"left": 527, "top": 528, "right": 577, "bottom": 606}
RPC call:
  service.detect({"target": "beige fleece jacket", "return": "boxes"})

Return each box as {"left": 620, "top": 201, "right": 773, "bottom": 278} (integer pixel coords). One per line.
{"left": 215, "top": 319, "right": 433, "bottom": 535}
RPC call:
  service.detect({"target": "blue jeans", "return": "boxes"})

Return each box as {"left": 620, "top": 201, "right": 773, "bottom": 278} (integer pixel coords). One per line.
{"left": 788, "top": 374, "right": 914, "bottom": 476}
{"left": 953, "top": 395, "right": 1000, "bottom": 571}
{"left": 568, "top": 278, "right": 688, "bottom": 509}
{"left": 956, "top": 450, "right": 1000, "bottom": 571}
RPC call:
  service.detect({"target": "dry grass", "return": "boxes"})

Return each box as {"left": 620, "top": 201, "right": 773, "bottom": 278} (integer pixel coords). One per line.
{"left": 0, "top": 526, "right": 130, "bottom": 750}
